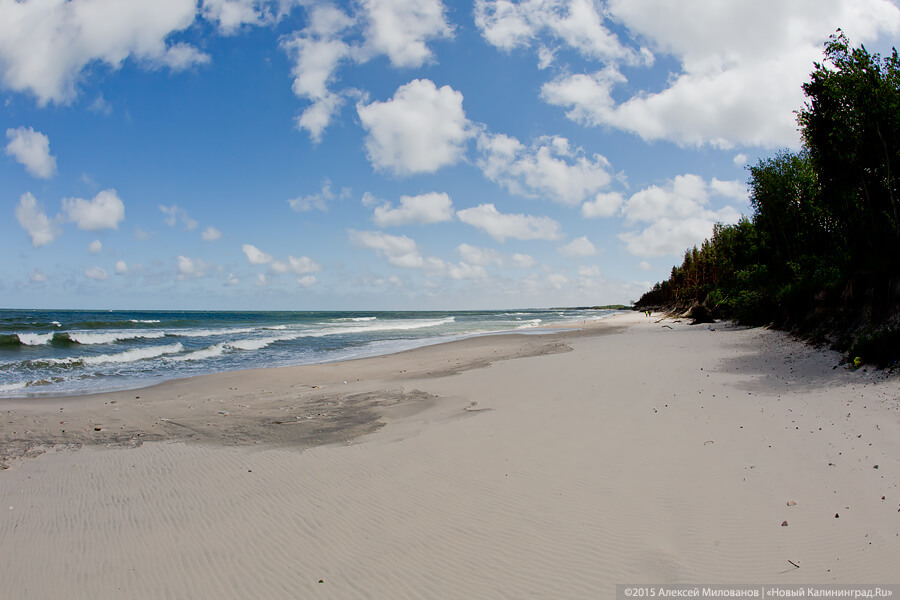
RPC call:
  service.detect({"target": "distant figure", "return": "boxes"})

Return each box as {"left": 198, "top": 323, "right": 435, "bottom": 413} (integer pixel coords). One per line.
{"left": 646, "top": 310, "right": 651, "bottom": 317}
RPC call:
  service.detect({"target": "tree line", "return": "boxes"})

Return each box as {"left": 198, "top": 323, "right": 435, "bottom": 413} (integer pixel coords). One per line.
{"left": 634, "top": 32, "right": 900, "bottom": 366}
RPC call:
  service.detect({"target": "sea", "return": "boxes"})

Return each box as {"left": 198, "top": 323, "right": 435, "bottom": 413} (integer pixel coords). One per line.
{"left": 0, "top": 308, "right": 621, "bottom": 398}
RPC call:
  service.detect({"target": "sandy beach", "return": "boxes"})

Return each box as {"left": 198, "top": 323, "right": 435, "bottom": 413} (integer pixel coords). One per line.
{"left": 2, "top": 311, "right": 899, "bottom": 598}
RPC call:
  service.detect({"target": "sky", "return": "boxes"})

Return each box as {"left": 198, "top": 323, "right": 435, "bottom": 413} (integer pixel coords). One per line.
{"left": 2, "top": 0, "right": 899, "bottom": 311}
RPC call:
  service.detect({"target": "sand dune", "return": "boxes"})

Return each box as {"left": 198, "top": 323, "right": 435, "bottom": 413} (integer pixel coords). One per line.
{"left": 2, "top": 312, "right": 899, "bottom": 598}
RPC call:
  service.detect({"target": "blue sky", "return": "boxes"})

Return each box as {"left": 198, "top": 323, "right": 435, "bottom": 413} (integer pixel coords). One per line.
{"left": 3, "top": 0, "right": 899, "bottom": 311}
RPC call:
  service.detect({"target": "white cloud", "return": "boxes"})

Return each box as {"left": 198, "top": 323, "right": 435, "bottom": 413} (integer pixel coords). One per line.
{"left": 272, "top": 255, "right": 322, "bottom": 276}
{"left": 15, "top": 192, "right": 62, "bottom": 247}
{"left": 281, "top": 4, "right": 355, "bottom": 142}
{"left": 372, "top": 192, "right": 455, "bottom": 226}
{"left": 88, "top": 240, "right": 103, "bottom": 254}
{"left": 350, "top": 230, "right": 431, "bottom": 269}
{"left": 85, "top": 266, "right": 109, "bottom": 281}
{"left": 357, "top": 79, "right": 471, "bottom": 176}
{"left": 29, "top": 269, "right": 47, "bottom": 283}
{"left": 474, "top": 0, "right": 644, "bottom": 66}
{"left": 89, "top": 94, "right": 113, "bottom": 115}
{"left": 733, "top": 153, "right": 748, "bottom": 166}
{"left": 159, "top": 204, "right": 198, "bottom": 230}
{"left": 201, "top": 226, "right": 222, "bottom": 241}
{"left": 581, "top": 191, "right": 624, "bottom": 218}
{"left": 243, "top": 243, "right": 321, "bottom": 278}
{"left": 63, "top": 189, "right": 125, "bottom": 231}
{"left": 559, "top": 236, "right": 596, "bottom": 257}
{"left": 5, "top": 127, "right": 57, "bottom": 178}
{"left": 242, "top": 243, "right": 274, "bottom": 265}
{"left": 297, "top": 274, "right": 317, "bottom": 287}
{"left": 281, "top": 0, "right": 453, "bottom": 142}
{"left": 225, "top": 273, "right": 240, "bottom": 285}
{"left": 511, "top": 253, "right": 538, "bottom": 268}
{"left": 457, "top": 243, "right": 503, "bottom": 267}
{"left": 360, "top": 0, "right": 452, "bottom": 67}
{"left": 255, "top": 273, "right": 269, "bottom": 286}
{"left": 349, "top": 229, "right": 484, "bottom": 278}
{"left": 540, "top": 0, "right": 900, "bottom": 148}
{"left": 578, "top": 265, "right": 601, "bottom": 278}
{"left": 176, "top": 255, "right": 209, "bottom": 280}
{"left": 0, "top": 0, "right": 208, "bottom": 105}
{"left": 476, "top": 133, "right": 612, "bottom": 206}
{"left": 618, "top": 174, "right": 743, "bottom": 258}
{"left": 288, "top": 179, "right": 348, "bottom": 212}
{"left": 200, "top": 0, "right": 277, "bottom": 34}
{"left": 134, "top": 227, "right": 152, "bottom": 241}
{"left": 709, "top": 178, "right": 749, "bottom": 201}
{"left": 456, "top": 243, "right": 537, "bottom": 269}
{"left": 638, "top": 261, "right": 651, "bottom": 270}
{"left": 457, "top": 203, "right": 563, "bottom": 243}
{"left": 446, "top": 262, "right": 488, "bottom": 280}
{"left": 115, "top": 260, "right": 129, "bottom": 274}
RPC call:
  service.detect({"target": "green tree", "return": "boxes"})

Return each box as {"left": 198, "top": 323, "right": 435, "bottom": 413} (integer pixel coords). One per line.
{"left": 799, "top": 31, "right": 900, "bottom": 270}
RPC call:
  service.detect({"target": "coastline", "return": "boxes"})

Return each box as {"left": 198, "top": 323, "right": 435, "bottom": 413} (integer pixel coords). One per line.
{"left": 2, "top": 311, "right": 899, "bottom": 597}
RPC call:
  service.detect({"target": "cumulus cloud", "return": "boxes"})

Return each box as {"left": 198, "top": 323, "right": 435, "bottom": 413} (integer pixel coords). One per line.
{"left": 281, "top": 0, "right": 451, "bottom": 141}
{"left": 360, "top": 0, "right": 452, "bottom": 67}
{"left": 558, "top": 236, "right": 596, "bottom": 257}
{"left": 0, "top": 0, "right": 208, "bottom": 104}
{"left": 474, "top": 0, "right": 645, "bottom": 66}
{"left": 281, "top": 4, "right": 355, "bottom": 142}
{"left": 85, "top": 266, "right": 109, "bottom": 281}
{"left": 372, "top": 192, "right": 455, "bottom": 226}
{"left": 298, "top": 275, "right": 317, "bottom": 287}
{"left": 200, "top": 0, "right": 285, "bottom": 34}
{"left": 30, "top": 269, "right": 47, "bottom": 283}
{"left": 288, "top": 179, "right": 349, "bottom": 212}
{"left": 5, "top": 127, "right": 57, "bottom": 178}
{"left": 242, "top": 243, "right": 321, "bottom": 278}
{"left": 271, "top": 255, "right": 322, "bottom": 276}
{"left": 88, "top": 240, "right": 103, "bottom": 254}
{"left": 176, "top": 255, "right": 209, "bottom": 280}
{"left": 618, "top": 174, "right": 744, "bottom": 258}
{"left": 350, "top": 230, "right": 486, "bottom": 280}
{"left": 456, "top": 243, "right": 503, "bottom": 267}
{"left": 115, "top": 260, "right": 129, "bottom": 274}
{"left": 63, "top": 189, "right": 125, "bottom": 231}
{"left": 357, "top": 79, "right": 471, "bottom": 175}
{"left": 201, "top": 226, "right": 222, "bottom": 241}
{"left": 476, "top": 133, "right": 612, "bottom": 205}
{"left": 159, "top": 204, "right": 198, "bottom": 230}
{"left": 350, "top": 230, "right": 434, "bottom": 269}
{"left": 581, "top": 191, "right": 624, "bottom": 218}
{"left": 457, "top": 203, "right": 563, "bottom": 242}
{"left": 456, "top": 243, "right": 536, "bottom": 269}
{"left": 540, "top": 0, "right": 900, "bottom": 148}
{"left": 242, "top": 243, "right": 274, "bottom": 265}
{"left": 15, "top": 192, "right": 62, "bottom": 247}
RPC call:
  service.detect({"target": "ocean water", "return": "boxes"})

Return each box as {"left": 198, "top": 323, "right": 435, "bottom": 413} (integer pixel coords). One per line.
{"left": 0, "top": 308, "right": 620, "bottom": 398}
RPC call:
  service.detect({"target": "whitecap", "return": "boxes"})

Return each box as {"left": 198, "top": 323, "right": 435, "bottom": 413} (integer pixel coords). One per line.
{"left": 0, "top": 381, "right": 29, "bottom": 393}
{"left": 171, "top": 343, "right": 229, "bottom": 362}
{"left": 82, "top": 343, "right": 184, "bottom": 365}
{"left": 516, "top": 319, "right": 543, "bottom": 329}
{"left": 17, "top": 332, "right": 54, "bottom": 345}
{"left": 67, "top": 331, "right": 166, "bottom": 345}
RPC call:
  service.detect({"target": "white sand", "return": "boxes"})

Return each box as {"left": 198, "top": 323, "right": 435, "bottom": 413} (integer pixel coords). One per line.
{"left": 2, "top": 312, "right": 899, "bottom": 598}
